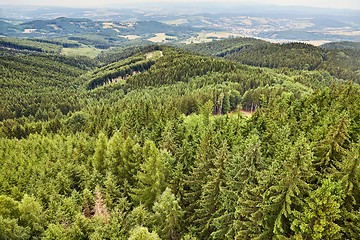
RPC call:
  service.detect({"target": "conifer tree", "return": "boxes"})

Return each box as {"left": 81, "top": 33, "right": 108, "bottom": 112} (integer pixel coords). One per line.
{"left": 338, "top": 142, "right": 360, "bottom": 238}
{"left": 18, "top": 194, "right": 45, "bottom": 237}
{"left": 105, "top": 131, "right": 124, "bottom": 177}
{"left": 131, "top": 140, "right": 166, "bottom": 209}
{"left": 93, "top": 132, "right": 108, "bottom": 175}
{"left": 213, "top": 132, "right": 259, "bottom": 239}
{"left": 183, "top": 131, "right": 215, "bottom": 228}
{"left": 233, "top": 132, "right": 264, "bottom": 239}
{"left": 192, "top": 141, "right": 229, "bottom": 238}
{"left": 125, "top": 205, "right": 151, "bottom": 231}
{"left": 291, "top": 179, "right": 344, "bottom": 240}
{"left": 152, "top": 187, "right": 183, "bottom": 240}
{"left": 262, "top": 134, "right": 315, "bottom": 238}
{"left": 316, "top": 115, "right": 350, "bottom": 174}
{"left": 128, "top": 226, "right": 160, "bottom": 240}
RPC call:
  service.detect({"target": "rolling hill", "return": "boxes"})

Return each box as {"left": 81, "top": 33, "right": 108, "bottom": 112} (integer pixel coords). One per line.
{"left": 182, "top": 37, "right": 360, "bottom": 83}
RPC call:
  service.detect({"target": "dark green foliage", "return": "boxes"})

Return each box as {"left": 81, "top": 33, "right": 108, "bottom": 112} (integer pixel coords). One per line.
{"left": 183, "top": 37, "right": 360, "bottom": 83}
{"left": 321, "top": 41, "right": 360, "bottom": 50}
{"left": 0, "top": 38, "right": 62, "bottom": 53}
{"left": 86, "top": 54, "right": 156, "bottom": 90}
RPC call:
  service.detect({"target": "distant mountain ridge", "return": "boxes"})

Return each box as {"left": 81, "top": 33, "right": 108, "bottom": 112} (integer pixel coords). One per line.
{"left": 1, "top": 4, "right": 360, "bottom": 42}
{"left": 0, "top": 17, "right": 197, "bottom": 38}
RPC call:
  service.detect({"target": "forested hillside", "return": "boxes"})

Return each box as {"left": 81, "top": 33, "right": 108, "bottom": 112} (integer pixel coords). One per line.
{"left": 183, "top": 38, "right": 360, "bottom": 83}
{"left": 0, "top": 39, "right": 359, "bottom": 239}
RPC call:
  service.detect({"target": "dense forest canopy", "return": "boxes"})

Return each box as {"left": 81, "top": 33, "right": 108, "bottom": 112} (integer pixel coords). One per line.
{"left": 182, "top": 38, "right": 360, "bottom": 83}
{"left": 0, "top": 37, "right": 360, "bottom": 239}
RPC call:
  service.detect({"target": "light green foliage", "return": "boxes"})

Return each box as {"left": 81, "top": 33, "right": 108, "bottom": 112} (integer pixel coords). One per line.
{"left": 131, "top": 140, "right": 166, "bottom": 209}
{"left": 128, "top": 226, "right": 160, "bottom": 240}
{"left": 0, "top": 216, "right": 30, "bottom": 240}
{"left": 125, "top": 205, "right": 151, "bottom": 231}
{"left": 0, "top": 195, "right": 44, "bottom": 239}
{"left": 18, "top": 195, "right": 45, "bottom": 236}
{"left": 292, "top": 179, "right": 344, "bottom": 239}
{"left": 93, "top": 132, "right": 108, "bottom": 174}
{"left": 61, "top": 46, "right": 102, "bottom": 59}
{"left": 153, "top": 187, "right": 183, "bottom": 240}
{"left": 42, "top": 224, "right": 66, "bottom": 240}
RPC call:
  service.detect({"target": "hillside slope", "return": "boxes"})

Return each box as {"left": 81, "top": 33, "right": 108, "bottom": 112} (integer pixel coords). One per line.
{"left": 182, "top": 37, "right": 360, "bottom": 82}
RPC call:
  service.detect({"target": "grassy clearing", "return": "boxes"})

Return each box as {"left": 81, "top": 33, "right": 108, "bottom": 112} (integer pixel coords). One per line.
{"left": 182, "top": 32, "right": 243, "bottom": 44}
{"left": 164, "top": 19, "right": 189, "bottom": 25}
{"left": 123, "top": 35, "right": 141, "bottom": 40}
{"left": 61, "top": 46, "right": 102, "bottom": 58}
{"left": 146, "top": 50, "right": 163, "bottom": 60}
{"left": 148, "top": 33, "right": 177, "bottom": 43}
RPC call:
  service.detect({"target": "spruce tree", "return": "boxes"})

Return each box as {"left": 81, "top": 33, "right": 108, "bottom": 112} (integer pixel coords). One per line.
{"left": 338, "top": 142, "right": 360, "bottom": 238}
{"left": 93, "top": 132, "right": 108, "bottom": 175}
{"left": 315, "top": 115, "right": 350, "bottom": 175}
{"left": 193, "top": 141, "right": 229, "bottom": 238}
{"left": 291, "top": 179, "right": 344, "bottom": 240}
{"left": 152, "top": 187, "right": 183, "bottom": 240}
{"left": 131, "top": 140, "right": 166, "bottom": 209}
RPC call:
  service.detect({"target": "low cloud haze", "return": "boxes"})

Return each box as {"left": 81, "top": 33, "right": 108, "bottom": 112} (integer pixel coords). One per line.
{"left": 1, "top": 0, "right": 359, "bottom": 10}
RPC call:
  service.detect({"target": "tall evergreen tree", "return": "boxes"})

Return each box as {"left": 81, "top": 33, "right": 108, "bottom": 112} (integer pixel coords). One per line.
{"left": 183, "top": 130, "right": 215, "bottom": 231}
{"left": 315, "top": 115, "right": 350, "bottom": 175}
{"left": 131, "top": 140, "right": 166, "bottom": 209}
{"left": 338, "top": 142, "right": 360, "bottom": 238}
{"left": 93, "top": 132, "right": 108, "bottom": 175}
{"left": 193, "top": 141, "right": 229, "bottom": 238}
{"left": 152, "top": 187, "right": 183, "bottom": 240}
{"left": 291, "top": 179, "right": 344, "bottom": 240}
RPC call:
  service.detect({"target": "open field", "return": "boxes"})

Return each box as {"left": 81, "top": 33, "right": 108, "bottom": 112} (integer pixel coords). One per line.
{"left": 163, "top": 19, "right": 189, "bottom": 25}
{"left": 61, "top": 46, "right": 102, "bottom": 58}
{"left": 148, "top": 33, "right": 177, "bottom": 43}
{"left": 262, "top": 38, "right": 331, "bottom": 46}
{"left": 182, "top": 32, "right": 244, "bottom": 44}
{"left": 326, "top": 30, "right": 360, "bottom": 36}
{"left": 123, "top": 35, "right": 141, "bottom": 40}
{"left": 146, "top": 50, "right": 163, "bottom": 60}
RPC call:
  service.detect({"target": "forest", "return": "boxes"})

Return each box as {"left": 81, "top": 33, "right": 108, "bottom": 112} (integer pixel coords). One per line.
{"left": 0, "top": 37, "right": 359, "bottom": 239}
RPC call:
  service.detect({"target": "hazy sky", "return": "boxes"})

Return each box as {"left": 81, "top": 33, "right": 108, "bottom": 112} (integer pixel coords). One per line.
{"left": 1, "top": 0, "right": 360, "bottom": 10}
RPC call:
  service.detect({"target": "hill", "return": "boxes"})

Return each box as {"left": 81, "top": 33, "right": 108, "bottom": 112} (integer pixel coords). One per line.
{"left": 0, "top": 42, "right": 359, "bottom": 239}
{"left": 321, "top": 41, "right": 360, "bottom": 50}
{"left": 182, "top": 37, "right": 360, "bottom": 83}
{"left": 0, "top": 17, "right": 197, "bottom": 46}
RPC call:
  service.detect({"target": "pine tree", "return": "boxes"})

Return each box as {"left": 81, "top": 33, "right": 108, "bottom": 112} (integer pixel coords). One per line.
{"left": 103, "top": 172, "right": 121, "bottom": 209}
{"left": 338, "top": 142, "right": 360, "bottom": 238}
{"left": 152, "top": 187, "right": 183, "bottom": 240}
{"left": 193, "top": 141, "right": 229, "bottom": 238}
{"left": 183, "top": 131, "right": 215, "bottom": 230}
{"left": 291, "top": 178, "right": 344, "bottom": 240}
{"left": 18, "top": 194, "right": 45, "bottom": 236}
{"left": 131, "top": 140, "right": 166, "bottom": 209}
{"left": 315, "top": 115, "right": 350, "bottom": 174}
{"left": 128, "top": 226, "right": 160, "bottom": 240}
{"left": 105, "top": 131, "right": 124, "bottom": 177}
{"left": 233, "top": 132, "right": 264, "bottom": 239}
{"left": 121, "top": 137, "right": 142, "bottom": 197}
{"left": 125, "top": 205, "right": 151, "bottom": 231}
{"left": 93, "top": 132, "right": 108, "bottom": 175}
{"left": 262, "top": 134, "right": 315, "bottom": 238}
{"left": 213, "top": 132, "right": 260, "bottom": 239}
